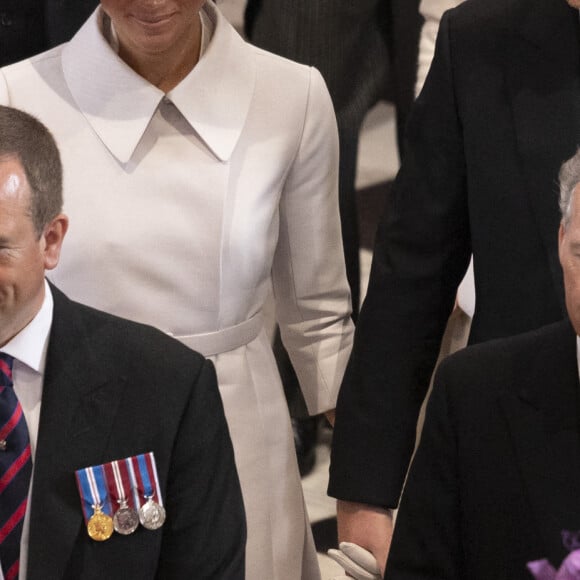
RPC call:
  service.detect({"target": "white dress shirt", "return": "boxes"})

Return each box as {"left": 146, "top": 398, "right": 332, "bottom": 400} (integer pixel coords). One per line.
{"left": 0, "top": 280, "right": 53, "bottom": 580}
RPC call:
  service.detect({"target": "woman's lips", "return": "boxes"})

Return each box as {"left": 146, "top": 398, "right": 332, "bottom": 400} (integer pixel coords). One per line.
{"left": 130, "top": 12, "right": 176, "bottom": 28}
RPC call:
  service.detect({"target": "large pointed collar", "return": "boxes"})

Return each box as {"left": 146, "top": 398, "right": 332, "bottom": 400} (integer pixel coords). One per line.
{"left": 61, "top": 1, "right": 256, "bottom": 163}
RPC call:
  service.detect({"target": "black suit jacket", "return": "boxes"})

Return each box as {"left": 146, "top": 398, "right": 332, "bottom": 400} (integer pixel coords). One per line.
{"left": 0, "top": 0, "right": 97, "bottom": 66}
{"left": 24, "top": 285, "right": 245, "bottom": 579}
{"left": 386, "top": 320, "right": 580, "bottom": 579}
{"left": 329, "top": 0, "right": 579, "bottom": 507}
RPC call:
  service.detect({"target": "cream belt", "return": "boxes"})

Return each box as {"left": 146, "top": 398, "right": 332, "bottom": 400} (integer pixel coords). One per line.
{"left": 168, "top": 312, "right": 263, "bottom": 357}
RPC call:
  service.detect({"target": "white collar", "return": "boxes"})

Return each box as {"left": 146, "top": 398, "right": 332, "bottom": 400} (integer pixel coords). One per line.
{"left": 61, "top": 1, "right": 256, "bottom": 164}
{"left": 1, "top": 280, "right": 53, "bottom": 375}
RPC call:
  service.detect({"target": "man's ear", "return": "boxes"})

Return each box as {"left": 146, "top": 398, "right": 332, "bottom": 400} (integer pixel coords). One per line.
{"left": 559, "top": 222, "right": 566, "bottom": 264}
{"left": 42, "top": 213, "right": 69, "bottom": 271}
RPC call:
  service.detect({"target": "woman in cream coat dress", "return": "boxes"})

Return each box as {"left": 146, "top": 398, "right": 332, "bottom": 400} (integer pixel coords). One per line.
{"left": 0, "top": 1, "right": 354, "bottom": 578}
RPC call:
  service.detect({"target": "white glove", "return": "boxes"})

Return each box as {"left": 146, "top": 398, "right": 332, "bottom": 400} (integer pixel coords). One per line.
{"left": 328, "top": 541, "right": 382, "bottom": 580}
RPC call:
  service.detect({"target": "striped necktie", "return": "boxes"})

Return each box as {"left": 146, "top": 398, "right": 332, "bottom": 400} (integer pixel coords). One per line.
{"left": 0, "top": 353, "right": 32, "bottom": 580}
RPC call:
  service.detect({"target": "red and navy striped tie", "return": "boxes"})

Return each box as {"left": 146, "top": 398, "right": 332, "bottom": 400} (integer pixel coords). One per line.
{"left": 0, "top": 353, "right": 32, "bottom": 580}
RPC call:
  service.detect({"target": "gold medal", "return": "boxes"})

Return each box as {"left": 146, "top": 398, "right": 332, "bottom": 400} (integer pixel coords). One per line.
{"left": 87, "top": 504, "right": 114, "bottom": 541}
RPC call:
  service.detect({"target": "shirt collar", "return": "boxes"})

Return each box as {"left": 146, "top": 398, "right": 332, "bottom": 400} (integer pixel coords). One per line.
{"left": 61, "top": 1, "right": 256, "bottom": 163}
{"left": 576, "top": 334, "right": 580, "bottom": 379}
{"left": 2, "top": 280, "right": 53, "bottom": 375}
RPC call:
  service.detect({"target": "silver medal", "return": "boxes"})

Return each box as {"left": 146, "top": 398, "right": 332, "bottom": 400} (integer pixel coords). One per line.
{"left": 113, "top": 499, "right": 139, "bottom": 535}
{"left": 139, "top": 496, "right": 166, "bottom": 530}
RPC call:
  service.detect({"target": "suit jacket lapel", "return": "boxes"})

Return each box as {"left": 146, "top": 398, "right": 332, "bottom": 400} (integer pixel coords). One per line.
{"left": 505, "top": 0, "right": 580, "bottom": 313}
{"left": 500, "top": 321, "right": 580, "bottom": 566}
{"left": 26, "top": 286, "right": 128, "bottom": 578}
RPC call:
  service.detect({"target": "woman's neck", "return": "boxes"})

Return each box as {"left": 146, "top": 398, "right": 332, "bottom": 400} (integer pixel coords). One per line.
{"left": 117, "top": 14, "right": 202, "bottom": 93}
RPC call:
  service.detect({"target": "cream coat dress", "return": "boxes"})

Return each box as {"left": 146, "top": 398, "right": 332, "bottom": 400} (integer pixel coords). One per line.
{"left": 0, "top": 3, "right": 354, "bottom": 578}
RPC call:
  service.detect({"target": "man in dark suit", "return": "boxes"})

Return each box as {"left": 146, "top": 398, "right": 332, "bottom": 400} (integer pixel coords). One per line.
{"left": 0, "top": 105, "right": 245, "bottom": 578}
{"left": 0, "top": 0, "right": 97, "bottom": 66}
{"left": 329, "top": 0, "right": 580, "bottom": 572}
{"left": 384, "top": 149, "right": 580, "bottom": 579}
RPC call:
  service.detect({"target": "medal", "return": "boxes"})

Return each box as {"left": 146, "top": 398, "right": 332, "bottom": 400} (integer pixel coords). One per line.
{"left": 76, "top": 464, "right": 114, "bottom": 541}
{"left": 87, "top": 504, "right": 114, "bottom": 541}
{"left": 113, "top": 498, "right": 140, "bottom": 535}
{"left": 139, "top": 495, "right": 166, "bottom": 530}
{"left": 131, "top": 452, "right": 166, "bottom": 531}
{"left": 76, "top": 452, "right": 165, "bottom": 538}
{"left": 107, "top": 459, "right": 139, "bottom": 535}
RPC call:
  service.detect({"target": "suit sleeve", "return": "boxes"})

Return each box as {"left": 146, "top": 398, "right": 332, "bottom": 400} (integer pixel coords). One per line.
{"left": 271, "top": 66, "right": 355, "bottom": 415}
{"left": 329, "top": 12, "right": 471, "bottom": 507}
{"left": 385, "top": 363, "right": 463, "bottom": 580}
{"left": 156, "top": 358, "right": 246, "bottom": 579}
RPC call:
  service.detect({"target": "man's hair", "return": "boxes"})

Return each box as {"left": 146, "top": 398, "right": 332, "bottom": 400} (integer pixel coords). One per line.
{"left": 559, "top": 148, "right": 580, "bottom": 229}
{"left": 0, "top": 105, "right": 62, "bottom": 236}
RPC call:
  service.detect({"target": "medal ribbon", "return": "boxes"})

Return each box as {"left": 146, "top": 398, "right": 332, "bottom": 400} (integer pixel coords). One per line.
{"left": 75, "top": 465, "right": 112, "bottom": 524}
{"left": 145, "top": 452, "right": 163, "bottom": 507}
{"left": 75, "top": 469, "right": 93, "bottom": 523}
{"left": 131, "top": 453, "right": 163, "bottom": 506}
{"left": 104, "top": 459, "right": 134, "bottom": 509}
{"left": 111, "top": 461, "right": 126, "bottom": 503}
{"left": 125, "top": 457, "right": 141, "bottom": 510}
{"left": 76, "top": 452, "right": 162, "bottom": 523}
{"left": 93, "top": 465, "right": 113, "bottom": 516}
